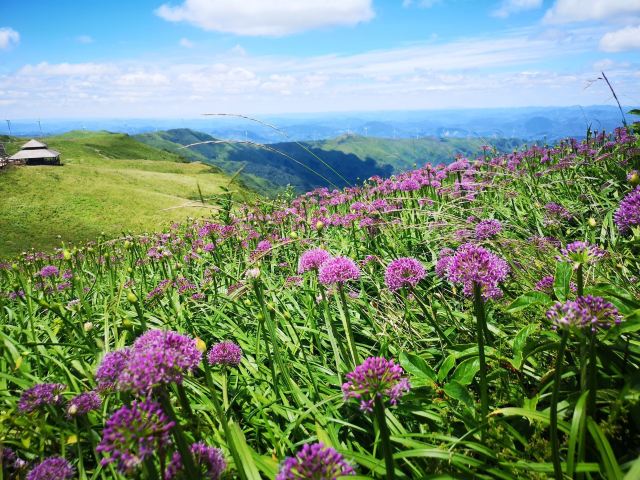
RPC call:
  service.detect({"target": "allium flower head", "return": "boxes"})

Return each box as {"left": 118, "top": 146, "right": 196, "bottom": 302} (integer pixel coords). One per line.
{"left": 207, "top": 341, "right": 243, "bottom": 367}
{"left": 384, "top": 257, "right": 426, "bottom": 291}
{"left": 18, "top": 383, "right": 66, "bottom": 413}
{"left": 444, "top": 243, "right": 510, "bottom": 300}
{"left": 547, "top": 295, "right": 623, "bottom": 332}
{"left": 37, "top": 265, "right": 59, "bottom": 278}
{"left": 318, "top": 256, "right": 361, "bottom": 285}
{"left": 614, "top": 186, "right": 640, "bottom": 235}
{"left": 475, "top": 219, "right": 502, "bottom": 240}
{"left": 95, "top": 349, "right": 132, "bottom": 392}
{"left": 342, "top": 357, "right": 410, "bottom": 412}
{"left": 435, "top": 248, "right": 454, "bottom": 278}
{"left": 26, "top": 457, "right": 74, "bottom": 480}
{"left": 67, "top": 391, "right": 101, "bottom": 417}
{"left": 297, "top": 248, "right": 332, "bottom": 273}
{"left": 164, "top": 442, "right": 227, "bottom": 480}
{"left": 118, "top": 330, "right": 202, "bottom": 393}
{"left": 276, "top": 442, "right": 355, "bottom": 480}
{"left": 558, "top": 241, "right": 605, "bottom": 265}
{"left": 97, "top": 400, "right": 174, "bottom": 473}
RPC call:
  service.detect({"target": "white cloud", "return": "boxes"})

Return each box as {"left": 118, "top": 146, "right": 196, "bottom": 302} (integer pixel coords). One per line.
{"left": 18, "top": 62, "right": 116, "bottom": 76}
{"left": 76, "top": 35, "right": 94, "bottom": 44}
{"left": 155, "top": 0, "right": 374, "bottom": 36}
{"left": 0, "top": 27, "right": 19, "bottom": 50}
{"left": 492, "top": 0, "right": 543, "bottom": 18}
{"left": 402, "top": 0, "right": 441, "bottom": 8}
{"left": 230, "top": 45, "right": 247, "bottom": 57}
{"left": 179, "top": 38, "right": 194, "bottom": 48}
{"left": 543, "top": 0, "right": 640, "bottom": 24}
{"left": 599, "top": 25, "right": 640, "bottom": 52}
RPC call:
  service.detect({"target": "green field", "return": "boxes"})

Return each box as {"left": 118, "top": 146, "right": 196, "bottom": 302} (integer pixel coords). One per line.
{"left": 0, "top": 131, "right": 248, "bottom": 257}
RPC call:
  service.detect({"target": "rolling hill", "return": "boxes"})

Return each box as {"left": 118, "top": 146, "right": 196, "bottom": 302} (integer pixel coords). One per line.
{"left": 135, "top": 129, "right": 524, "bottom": 194}
{"left": 0, "top": 131, "right": 249, "bottom": 257}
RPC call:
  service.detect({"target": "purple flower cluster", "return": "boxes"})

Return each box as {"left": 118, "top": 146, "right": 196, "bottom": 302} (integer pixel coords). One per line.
{"left": 558, "top": 241, "right": 605, "bottom": 265}
{"left": 67, "top": 391, "right": 101, "bottom": 417}
{"left": 534, "top": 275, "right": 577, "bottom": 294}
{"left": 547, "top": 295, "right": 623, "bottom": 331}
{"left": 443, "top": 243, "right": 510, "bottom": 300}
{"left": 297, "top": 248, "right": 332, "bottom": 273}
{"left": 342, "top": 357, "right": 410, "bottom": 412}
{"left": 97, "top": 400, "right": 174, "bottom": 473}
{"left": 318, "top": 256, "right": 361, "bottom": 285}
{"left": 384, "top": 257, "right": 426, "bottom": 292}
{"left": 276, "top": 442, "right": 355, "bottom": 480}
{"left": 164, "top": 442, "right": 227, "bottom": 480}
{"left": 26, "top": 457, "right": 74, "bottom": 480}
{"left": 475, "top": 219, "right": 502, "bottom": 240}
{"left": 95, "top": 330, "right": 202, "bottom": 394}
{"left": 207, "top": 341, "right": 243, "bottom": 367}
{"left": 37, "top": 265, "right": 59, "bottom": 278}
{"left": 614, "top": 186, "right": 640, "bottom": 235}
{"left": 18, "top": 383, "right": 66, "bottom": 413}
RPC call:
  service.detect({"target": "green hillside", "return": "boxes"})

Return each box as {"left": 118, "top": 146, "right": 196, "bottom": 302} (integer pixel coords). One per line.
{"left": 136, "top": 129, "right": 524, "bottom": 193}
{"left": 314, "top": 134, "right": 524, "bottom": 171}
{"left": 0, "top": 131, "right": 249, "bottom": 257}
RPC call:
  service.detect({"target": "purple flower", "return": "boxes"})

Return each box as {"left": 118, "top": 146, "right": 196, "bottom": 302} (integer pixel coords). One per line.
{"left": 164, "top": 442, "right": 227, "bottom": 480}
{"left": 535, "top": 275, "right": 576, "bottom": 294}
{"left": 342, "top": 357, "right": 410, "bottom": 412}
{"left": 435, "top": 248, "right": 454, "bottom": 278}
{"left": 297, "top": 248, "right": 332, "bottom": 273}
{"left": 475, "top": 219, "right": 502, "bottom": 240}
{"left": 18, "top": 383, "right": 66, "bottom": 413}
{"left": 384, "top": 257, "right": 426, "bottom": 292}
{"left": 95, "top": 349, "right": 132, "bottom": 392}
{"left": 318, "top": 256, "right": 361, "bottom": 286}
{"left": 26, "top": 457, "right": 74, "bottom": 480}
{"left": 118, "top": 330, "right": 202, "bottom": 393}
{"left": 67, "top": 391, "right": 101, "bottom": 417}
{"left": 444, "top": 243, "right": 510, "bottom": 300}
{"left": 97, "top": 400, "right": 174, "bottom": 473}
{"left": 547, "top": 296, "right": 623, "bottom": 332}
{"left": 276, "top": 443, "right": 355, "bottom": 480}
{"left": 37, "top": 265, "right": 59, "bottom": 278}
{"left": 614, "top": 186, "right": 640, "bottom": 235}
{"left": 207, "top": 341, "right": 243, "bottom": 367}
{"left": 558, "top": 241, "right": 605, "bottom": 265}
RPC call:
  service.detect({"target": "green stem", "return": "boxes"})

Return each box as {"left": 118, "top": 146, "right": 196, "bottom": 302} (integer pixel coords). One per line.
{"left": 338, "top": 285, "right": 360, "bottom": 367}
{"left": 550, "top": 329, "right": 569, "bottom": 480}
{"left": 374, "top": 398, "right": 395, "bottom": 480}
{"left": 321, "top": 288, "right": 346, "bottom": 381}
{"left": 158, "top": 389, "right": 199, "bottom": 479}
{"left": 472, "top": 282, "right": 488, "bottom": 441}
{"left": 587, "top": 331, "right": 598, "bottom": 416}
{"left": 413, "top": 294, "right": 453, "bottom": 348}
{"left": 221, "top": 368, "right": 229, "bottom": 412}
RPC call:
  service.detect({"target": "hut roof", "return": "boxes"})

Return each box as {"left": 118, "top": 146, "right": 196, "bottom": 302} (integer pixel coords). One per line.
{"left": 9, "top": 148, "right": 60, "bottom": 160}
{"left": 21, "top": 139, "right": 48, "bottom": 150}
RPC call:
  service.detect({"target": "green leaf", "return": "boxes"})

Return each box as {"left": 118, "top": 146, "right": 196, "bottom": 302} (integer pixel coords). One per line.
{"left": 443, "top": 380, "right": 475, "bottom": 410}
{"left": 450, "top": 357, "right": 480, "bottom": 386}
{"left": 511, "top": 324, "right": 537, "bottom": 369}
{"left": 567, "top": 391, "right": 588, "bottom": 478}
{"left": 554, "top": 262, "right": 573, "bottom": 301}
{"left": 228, "top": 421, "right": 262, "bottom": 480}
{"left": 400, "top": 352, "right": 437, "bottom": 386}
{"left": 624, "top": 454, "right": 640, "bottom": 480}
{"left": 628, "top": 109, "right": 640, "bottom": 116}
{"left": 491, "top": 407, "right": 570, "bottom": 433}
{"left": 437, "top": 354, "right": 456, "bottom": 382}
{"left": 507, "top": 292, "right": 550, "bottom": 313}
{"left": 587, "top": 418, "right": 624, "bottom": 480}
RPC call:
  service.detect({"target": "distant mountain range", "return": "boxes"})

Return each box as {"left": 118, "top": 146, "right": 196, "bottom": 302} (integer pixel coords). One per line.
{"left": 135, "top": 128, "right": 524, "bottom": 193}
{"left": 5, "top": 105, "right": 633, "bottom": 142}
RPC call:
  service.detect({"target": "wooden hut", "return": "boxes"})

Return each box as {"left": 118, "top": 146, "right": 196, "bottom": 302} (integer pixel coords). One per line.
{"left": 9, "top": 139, "right": 60, "bottom": 165}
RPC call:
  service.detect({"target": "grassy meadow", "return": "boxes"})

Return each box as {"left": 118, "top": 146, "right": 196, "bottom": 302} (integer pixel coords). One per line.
{"left": 0, "top": 131, "right": 249, "bottom": 258}
{"left": 0, "top": 127, "right": 639, "bottom": 479}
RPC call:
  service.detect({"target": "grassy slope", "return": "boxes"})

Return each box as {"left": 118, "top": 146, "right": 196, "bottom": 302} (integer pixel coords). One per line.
{"left": 0, "top": 131, "right": 247, "bottom": 257}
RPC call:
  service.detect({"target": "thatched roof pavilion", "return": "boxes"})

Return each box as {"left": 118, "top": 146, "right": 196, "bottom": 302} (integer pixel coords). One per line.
{"left": 9, "top": 139, "right": 60, "bottom": 165}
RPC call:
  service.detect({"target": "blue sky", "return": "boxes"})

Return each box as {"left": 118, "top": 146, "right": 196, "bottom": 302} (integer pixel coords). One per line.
{"left": 1, "top": 0, "right": 639, "bottom": 118}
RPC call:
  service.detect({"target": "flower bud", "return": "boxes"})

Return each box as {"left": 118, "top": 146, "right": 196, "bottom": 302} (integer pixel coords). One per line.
{"left": 127, "top": 291, "right": 138, "bottom": 303}
{"left": 315, "top": 221, "right": 324, "bottom": 231}
{"left": 195, "top": 337, "right": 207, "bottom": 352}
{"left": 588, "top": 218, "right": 597, "bottom": 228}
{"left": 83, "top": 321, "right": 93, "bottom": 332}
{"left": 63, "top": 250, "right": 72, "bottom": 260}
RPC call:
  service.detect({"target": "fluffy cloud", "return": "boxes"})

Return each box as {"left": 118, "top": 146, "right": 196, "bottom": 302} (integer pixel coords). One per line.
{"left": 0, "top": 27, "right": 19, "bottom": 50}
{"left": 599, "top": 25, "right": 640, "bottom": 52}
{"left": 543, "top": 0, "right": 640, "bottom": 24}
{"left": 179, "top": 38, "right": 194, "bottom": 48}
{"left": 76, "top": 35, "right": 94, "bottom": 44}
{"left": 492, "top": 0, "right": 543, "bottom": 18}
{"left": 18, "top": 62, "right": 116, "bottom": 76}
{"left": 155, "top": 0, "right": 374, "bottom": 36}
